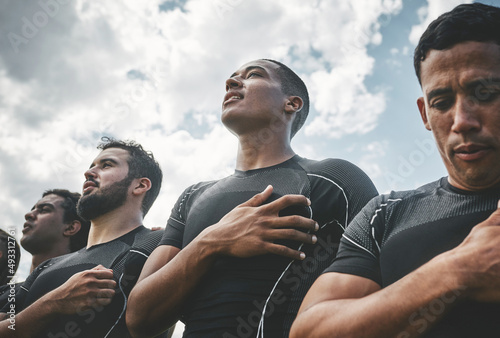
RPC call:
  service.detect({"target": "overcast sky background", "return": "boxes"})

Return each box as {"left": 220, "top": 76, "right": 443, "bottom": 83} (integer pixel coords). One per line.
{"left": 1, "top": 0, "right": 497, "bottom": 335}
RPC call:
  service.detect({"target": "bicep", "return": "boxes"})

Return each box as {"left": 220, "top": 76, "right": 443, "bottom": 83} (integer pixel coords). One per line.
{"left": 299, "top": 272, "right": 381, "bottom": 314}
{"left": 137, "top": 245, "right": 181, "bottom": 283}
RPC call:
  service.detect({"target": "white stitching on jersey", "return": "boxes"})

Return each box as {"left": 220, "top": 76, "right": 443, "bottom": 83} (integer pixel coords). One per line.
{"left": 369, "top": 199, "right": 402, "bottom": 252}
{"left": 342, "top": 234, "right": 377, "bottom": 258}
{"left": 257, "top": 173, "right": 348, "bottom": 337}
{"left": 307, "top": 173, "right": 349, "bottom": 229}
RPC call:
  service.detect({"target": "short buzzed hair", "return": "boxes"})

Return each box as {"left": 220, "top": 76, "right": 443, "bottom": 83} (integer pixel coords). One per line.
{"left": 414, "top": 3, "right": 500, "bottom": 85}
{"left": 262, "top": 59, "right": 310, "bottom": 138}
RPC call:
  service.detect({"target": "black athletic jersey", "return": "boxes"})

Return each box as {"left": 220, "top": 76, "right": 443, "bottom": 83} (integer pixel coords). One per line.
{"left": 325, "top": 177, "right": 500, "bottom": 337}
{"left": 160, "top": 155, "right": 378, "bottom": 337}
{"left": 0, "top": 282, "right": 21, "bottom": 310}
{"left": 2, "top": 226, "right": 163, "bottom": 338}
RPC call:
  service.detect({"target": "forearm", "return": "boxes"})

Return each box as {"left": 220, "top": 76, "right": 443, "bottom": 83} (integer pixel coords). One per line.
{"left": 127, "top": 231, "right": 221, "bottom": 337}
{"left": 292, "top": 254, "right": 464, "bottom": 338}
{"left": 0, "top": 292, "right": 59, "bottom": 337}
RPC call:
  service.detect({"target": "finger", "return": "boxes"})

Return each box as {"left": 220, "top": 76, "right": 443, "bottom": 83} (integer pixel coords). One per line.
{"left": 264, "top": 243, "right": 307, "bottom": 261}
{"left": 266, "top": 194, "right": 311, "bottom": 214}
{"left": 96, "top": 288, "right": 116, "bottom": 299}
{"left": 239, "top": 185, "right": 274, "bottom": 208}
{"left": 268, "top": 228, "right": 318, "bottom": 245}
{"left": 87, "top": 269, "right": 115, "bottom": 281}
{"left": 95, "top": 297, "right": 113, "bottom": 307}
{"left": 92, "top": 264, "right": 112, "bottom": 271}
{"left": 269, "top": 215, "right": 318, "bottom": 232}
{"left": 91, "top": 291, "right": 115, "bottom": 307}
{"left": 92, "top": 279, "right": 117, "bottom": 289}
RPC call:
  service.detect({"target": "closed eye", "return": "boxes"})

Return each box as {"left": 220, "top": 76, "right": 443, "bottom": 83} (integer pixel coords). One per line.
{"left": 430, "top": 97, "right": 453, "bottom": 111}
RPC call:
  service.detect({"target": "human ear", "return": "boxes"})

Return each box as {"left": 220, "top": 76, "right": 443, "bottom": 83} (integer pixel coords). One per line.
{"left": 284, "top": 96, "right": 304, "bottom": 114}
{"left": 417, "top": 97, "right": 431, "bottom": 131}
{"left": 64, "top": 221, "right": 81, "bottom": 237}
{"left": 132, "top": 178, "right": 152, "bottom": 196}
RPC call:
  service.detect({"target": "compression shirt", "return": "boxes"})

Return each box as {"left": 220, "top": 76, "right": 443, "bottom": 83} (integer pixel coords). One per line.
{"left": 160, "top": 155, "right": 378, "bottom": 337}
{"left": 326, "top": 177, "right": 500, "bottom": 337}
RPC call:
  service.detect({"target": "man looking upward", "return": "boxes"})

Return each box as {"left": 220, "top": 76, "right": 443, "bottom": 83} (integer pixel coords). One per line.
{"left": 0, "top": 138, "right": 165, "bottom": 337}
{"left": 127, "top": 59, "right": 377, "bottom": 337}
{"left": 22, "top": 189, "right": 90, "bottom": 273}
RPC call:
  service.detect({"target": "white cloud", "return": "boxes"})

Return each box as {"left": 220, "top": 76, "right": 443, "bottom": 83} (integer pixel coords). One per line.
{"left": 356, "top": 140, "right": 388, "bottom": 181}
{"left": 409, "top": 0, "right": 473, "bottom": 45}
{"left": 0, "top": 0, "right": 407, "bottom": 282}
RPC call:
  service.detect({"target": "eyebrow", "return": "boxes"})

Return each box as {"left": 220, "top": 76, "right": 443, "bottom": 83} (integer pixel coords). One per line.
{"left": 427, "top": 77, "right": 500, "bottom": 102}
{"left": 88, "top": 158, "right": 118, "bottom": 169}
{"left": 31, "top": 203, "right": 55, "bottom": 211}
{"left": 426, "top": 87, "right": 452, "bottom": 102}
{"left": 230, "top": 65, "right": 267, "bottom": 78}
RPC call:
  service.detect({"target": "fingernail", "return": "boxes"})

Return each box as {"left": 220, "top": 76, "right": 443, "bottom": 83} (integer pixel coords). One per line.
{"left": 306, "top": 198, "right": 311, "bottom": 206}
{"left": 312, "top": 235, "right": 317, "bottom": 243}
{"left": 315, "top": 222, "right": 319, "bottom": 231}
{"left": 299, "top": 252, "right": 306, "bottom": 260}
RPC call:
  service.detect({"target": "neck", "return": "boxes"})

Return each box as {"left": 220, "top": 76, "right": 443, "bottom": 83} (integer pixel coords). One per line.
{"left": 87, "top": 202, "right": 143, "bottom": 248}
{"left": 235, "top": 133, "right": 295, "bottom": 171}
{"left": 30, "top": 245, "right": 70, "bottom": 273}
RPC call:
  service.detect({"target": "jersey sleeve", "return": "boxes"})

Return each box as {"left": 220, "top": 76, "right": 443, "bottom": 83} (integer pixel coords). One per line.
{"left": 158, "top": 185, "right": 196, "bottom": 248}
{"left": 304, "top": 158, "right": 379, "bottom": 228}
{"left": 323, "top": 195, "right": 386, "bottom": 285}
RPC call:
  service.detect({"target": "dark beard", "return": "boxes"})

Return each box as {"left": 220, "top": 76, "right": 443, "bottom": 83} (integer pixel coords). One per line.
{"left": 77, "top": 175, "right": 134, "bottom": 221}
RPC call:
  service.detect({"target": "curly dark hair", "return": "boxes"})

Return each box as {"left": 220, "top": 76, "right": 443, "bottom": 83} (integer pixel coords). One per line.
{"left": 262, "top": 59, "right": 310, "bottom": 139}
{"left": 42, "top": 189, "right": 90, "bottom": 252}
{"left": 98, "top": 137, "right": 163, "bottom": 216}
{"left": 414, "top": 2, "right": 500, "bottom": 85}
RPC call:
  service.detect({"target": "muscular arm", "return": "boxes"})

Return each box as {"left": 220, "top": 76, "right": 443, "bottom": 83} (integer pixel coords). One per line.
{"left": 291, "top": 202, "right": 500, "bottom": 338}
{"left": 0, "top": 266, "right": 115, "bottom": 337}
{"left": 291, "top": 256, "right": 461, "bottom": 338}
{"left": 127, "top": 186, "right": 319, "bottom": 338}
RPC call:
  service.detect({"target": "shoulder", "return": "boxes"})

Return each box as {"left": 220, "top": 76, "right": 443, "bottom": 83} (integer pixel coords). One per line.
{"left": 296, "top": 156, "right": 373, "bottom": 182}
{"left": 174, "top": 180, "right": 219, "bottom": 204}
{"left": 360, "top": 178, "right": 443, "bottom": 218}
{"left": 183, "top": 180, "right": 219, "bottom": 194}
{"left": 296, "top": 156, "right": 378, "bottom": 197}
{"left": 130, "top": 226, "right": 164, "bottom": 252}
{"left": 382, "top": 179, "right": 443, "bottom": 208}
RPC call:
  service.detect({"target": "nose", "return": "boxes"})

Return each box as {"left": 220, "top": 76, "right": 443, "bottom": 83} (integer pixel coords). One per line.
{"left": 84, "top": 167, "right": 97, "bottom": 181}
{"left": 25, "top": 209, "right": 36, "bottom": 221}
{"left": 225, "top": 76, "right": 242, "bottom": 91}
{"left": 451, "top": 96, "right": 481, "bottom": 133}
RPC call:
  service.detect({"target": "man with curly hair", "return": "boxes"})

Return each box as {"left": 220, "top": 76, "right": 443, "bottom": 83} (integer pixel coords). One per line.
{"left": 0, "top": 138, "right": 167, "bottom": 338}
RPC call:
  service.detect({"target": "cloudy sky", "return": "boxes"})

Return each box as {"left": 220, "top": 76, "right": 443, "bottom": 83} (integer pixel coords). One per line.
{"left": 1, "top": 0, "right": 497, "bottom": 334}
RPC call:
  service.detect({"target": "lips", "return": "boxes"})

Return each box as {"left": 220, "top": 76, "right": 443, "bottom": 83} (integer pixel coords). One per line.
{"left": 83, "top": 180, "right": 98, "bottom": 194}
{"left": 453, "top": 144, "right": 491, "bottom": 161}
{"left": 22, "top": 222, "right": 33, "bottom": 234}
{"left": 223, "top": 91, "right": 243, "bottom": 106}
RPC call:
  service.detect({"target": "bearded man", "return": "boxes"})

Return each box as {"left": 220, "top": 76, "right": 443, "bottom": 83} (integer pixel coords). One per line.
{"left": 0, "top": 138, "right": 167, "bottom": 338}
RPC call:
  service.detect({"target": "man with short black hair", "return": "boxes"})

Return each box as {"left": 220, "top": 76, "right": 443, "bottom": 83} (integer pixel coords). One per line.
{"left": 22, "top": 189, "right": 90, "bottom": 273}
{"left": 291, "top": 3, "right": 500, "bottom": 337}
{"left": 0, "top": 138, "right": 166, "bottom": 337}
{"left": 0, "top": 189, "right": 89, "bottom": 308}
{"left": 127, "top": 59, "right": 378, "bottom": 337}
